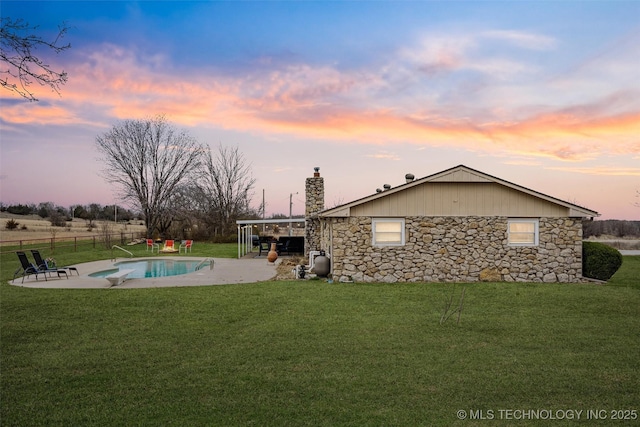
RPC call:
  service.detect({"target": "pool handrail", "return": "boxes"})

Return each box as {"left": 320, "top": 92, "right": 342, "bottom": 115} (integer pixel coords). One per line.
{"left": 111, "top": 245, "right": 133, "bottom": 261}
{"left": 195, "top": 258, "right": 214, "bottom": 271}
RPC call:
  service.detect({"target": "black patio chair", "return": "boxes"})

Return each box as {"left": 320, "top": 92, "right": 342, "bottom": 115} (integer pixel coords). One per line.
{"left": 258, "top": 236, "right": 274, "bottom": 256}
{"left": 278, "top": 237, "right": 304, "bottom": 255}
{"left": 13, "top": 251, "right": 47, "bottom": 284}
{"left": 31, "top": 249, "right": 78, "bottom": 276}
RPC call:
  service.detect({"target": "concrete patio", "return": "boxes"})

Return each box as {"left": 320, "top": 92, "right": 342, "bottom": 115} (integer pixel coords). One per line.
{"left": 10, "top": 256, "right": 279, "bottom": 289}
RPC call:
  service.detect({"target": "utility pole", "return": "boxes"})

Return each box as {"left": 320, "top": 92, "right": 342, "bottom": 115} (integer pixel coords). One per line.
{"left": 262, "top": 189, "right": 265, "bottom": 233}
{"left": 289, "top": 192, "right": 298, "bottom": 236}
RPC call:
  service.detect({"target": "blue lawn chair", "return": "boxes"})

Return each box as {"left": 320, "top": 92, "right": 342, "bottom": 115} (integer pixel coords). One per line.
{"left": 31, "top": 250, "right": 78, "bottom": 276}
{"left": 13, "top": 251, "right": 47, "bottom": 283}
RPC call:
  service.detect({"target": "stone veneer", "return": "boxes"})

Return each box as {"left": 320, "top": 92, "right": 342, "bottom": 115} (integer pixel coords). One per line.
{"left": 305, "top": 172, "right": 324, "bottom": 255}
{"left": 321, "top": 216, "right": 584, "bottom": 283}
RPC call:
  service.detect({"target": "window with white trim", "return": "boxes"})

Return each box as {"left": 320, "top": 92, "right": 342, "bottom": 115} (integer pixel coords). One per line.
{"left": 507, "top": 219, "right": 539, "bottom": 246}
{"left": 372, "top": 218, "right": 405, "bottom": 246}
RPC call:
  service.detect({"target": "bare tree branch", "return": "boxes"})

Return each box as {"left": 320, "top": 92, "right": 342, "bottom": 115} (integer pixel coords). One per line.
{"left": 0, "top": 17, "right": 70, "bottom": 101}
{"left": 95, "top": 116, "right": 205, "bottom": 238}
{"left": 195, "top": 144, "right": 257, "bottom": 236}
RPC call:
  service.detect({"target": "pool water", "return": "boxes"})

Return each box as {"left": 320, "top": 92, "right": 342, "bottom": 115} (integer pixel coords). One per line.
{"left": 89, "top": 259, "right": 208, "bottom": 279}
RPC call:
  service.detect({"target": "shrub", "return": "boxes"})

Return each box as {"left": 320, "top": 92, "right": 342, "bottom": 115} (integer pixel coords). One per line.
{"left": 4, "top": 219, "right": 19, "bottom": 230}
{"left": 49, "top": 211, "right": 67, "bottom": 227}
{"left": 582, "top": 241, "right": 623, "bottom": 281}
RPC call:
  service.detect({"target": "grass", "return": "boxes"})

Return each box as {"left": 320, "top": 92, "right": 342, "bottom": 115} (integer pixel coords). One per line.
{"left": 1, "top": 245, "right": 638, "bottom": 426}
{"left": 609, "top": 255, "right": 640, "bottom": 288}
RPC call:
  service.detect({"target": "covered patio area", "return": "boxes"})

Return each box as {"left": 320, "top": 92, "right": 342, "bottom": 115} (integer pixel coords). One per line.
{"left": 236, "top": 218, "right": 305, "bottom": 258}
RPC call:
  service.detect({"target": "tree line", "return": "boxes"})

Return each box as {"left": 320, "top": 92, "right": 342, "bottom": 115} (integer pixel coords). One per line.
{"left": 583, "top": 220, "right": 640, "bottom": 239}
{"left": 0, "top": 202, "right": 138, "bottom": 227}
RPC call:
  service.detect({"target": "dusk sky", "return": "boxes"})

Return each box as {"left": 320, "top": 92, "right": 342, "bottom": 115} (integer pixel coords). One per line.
{"left": 1, "top": 1, "right": 639, "bottom": 220}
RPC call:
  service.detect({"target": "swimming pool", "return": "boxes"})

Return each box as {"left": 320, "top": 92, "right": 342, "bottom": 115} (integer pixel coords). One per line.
{"left": 89, "top": 259, "right": 210, "bottom": 279}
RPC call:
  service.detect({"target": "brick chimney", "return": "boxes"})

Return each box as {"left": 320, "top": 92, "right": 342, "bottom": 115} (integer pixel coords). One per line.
{"left": 305, "top": 167, "right": 324, "bottom": 255}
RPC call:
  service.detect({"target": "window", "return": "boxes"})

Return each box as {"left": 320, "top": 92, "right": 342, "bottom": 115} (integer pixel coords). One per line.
{"left": 372, "top": 218, "right": 405, "bottom": 246}
{"left": 507, "top": 219, "right": 539, "bottom": 246}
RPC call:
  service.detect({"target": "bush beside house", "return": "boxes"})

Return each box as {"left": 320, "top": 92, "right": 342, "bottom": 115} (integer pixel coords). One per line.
{"left": 582, "top": 241, "right": 623, "bottom": 281}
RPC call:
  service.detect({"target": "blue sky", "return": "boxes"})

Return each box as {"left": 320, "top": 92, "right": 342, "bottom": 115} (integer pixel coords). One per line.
{"left": 1, "top": 1, "right": 639, "bottom": 219}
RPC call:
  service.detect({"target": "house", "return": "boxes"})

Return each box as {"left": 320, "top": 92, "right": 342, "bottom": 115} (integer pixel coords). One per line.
{"left": 304, "top": 165, "right": 599, "bottom": 283}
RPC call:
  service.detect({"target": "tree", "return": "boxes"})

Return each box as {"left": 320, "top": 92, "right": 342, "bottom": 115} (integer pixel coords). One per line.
{"left": 35, "top": 202, "right": 68, "bottom": 226}
{"left": 36, "top": 202, "right": 53, "bottom": 219}
{"left": 153, "top": 189, "right": 193, "bottom": 239}
{"left": 72, "top": 205, "right": 87, "bottom": 220}
{"left": 95, "top": 116, "right": 205, "bottom": 238}
{"left": 0, "top": 17, "right": 70, "bottom": 101}
{"left": 192, "top": 145, "right": 256, "bottom": 236}
{"left": 6, "top": 203, "right": 35, "bottom": 215}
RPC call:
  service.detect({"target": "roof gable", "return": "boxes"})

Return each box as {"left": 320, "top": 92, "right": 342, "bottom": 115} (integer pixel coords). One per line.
{"left": 320, "top": 165, "right": 599, "bottom": 218}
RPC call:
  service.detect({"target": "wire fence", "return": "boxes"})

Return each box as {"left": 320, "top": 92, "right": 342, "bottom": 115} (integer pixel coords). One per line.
{"left": 0, "top": 232, "right": 146, "bottom": 255}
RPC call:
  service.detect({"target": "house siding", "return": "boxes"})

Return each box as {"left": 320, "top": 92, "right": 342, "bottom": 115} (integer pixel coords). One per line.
{"left": 349, "top": 182, "right": 569, "bottom": 217}
{"left": 322, "top": 216, "right": 584, "bottom": 283}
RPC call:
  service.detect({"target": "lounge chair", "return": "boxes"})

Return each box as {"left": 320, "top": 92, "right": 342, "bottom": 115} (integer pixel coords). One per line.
{"left": 160, "top": 240, "right": 178, "bottom": 253}
{"left": 31, "top": 250, "right": 79, "bottom": 276}
{"left": 13, "top": 251, "right": 47, "bottom": 283}
{"left": 26, "top": 251, "right": 68, "bottom": 280}
{"left": 146, "top": 239, "right": 160, "bottom": 253}
{"left": 179, "top": 240, "right": 193, "bottom": 253}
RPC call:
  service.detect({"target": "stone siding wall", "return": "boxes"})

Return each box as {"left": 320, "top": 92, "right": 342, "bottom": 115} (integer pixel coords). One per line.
{"left": 323, "top": 216, "right": 584, "bottom": 283}
{"left": 305, "top": 175, "right": 324, "bottom": 255}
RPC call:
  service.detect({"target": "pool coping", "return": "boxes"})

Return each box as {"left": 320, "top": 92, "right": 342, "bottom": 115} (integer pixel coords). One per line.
{"left": 10, "top": 256, "right": 280, "bottom": 289}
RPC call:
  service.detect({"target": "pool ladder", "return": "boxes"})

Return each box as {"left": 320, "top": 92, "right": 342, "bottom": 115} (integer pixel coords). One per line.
{"left": 195, "top": 258, "right": 214, "bottom": 271}
{"left": 111, "top": 245, "right": 133, "bottom": 261}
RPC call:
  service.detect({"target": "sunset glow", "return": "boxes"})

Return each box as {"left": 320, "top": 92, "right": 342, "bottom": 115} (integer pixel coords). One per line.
{"left": 1, "top": 1, "right": 639, "bottom": 220}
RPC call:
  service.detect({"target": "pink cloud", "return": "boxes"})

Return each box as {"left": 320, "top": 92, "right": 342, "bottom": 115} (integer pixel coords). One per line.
{"left": 482, "top": 30, "right": 557, "bottom": 50}
{"left": 0, "top": 103, "right": 77, "bottom": 125}
{"left": 2, "top": 38, "right": 638, "bottom": 164}
{"left": 365, "top": 150, "right": 401, "bottom": 161}
{"left": 548, "top": 166, "right": 640, "bottom": 176}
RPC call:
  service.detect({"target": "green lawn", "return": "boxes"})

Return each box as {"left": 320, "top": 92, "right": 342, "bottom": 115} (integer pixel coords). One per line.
{"left": 1, "top": 245, "right": 638, "bottom": 426}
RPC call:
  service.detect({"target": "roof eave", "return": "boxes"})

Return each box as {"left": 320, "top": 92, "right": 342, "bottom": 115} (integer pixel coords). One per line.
{"left": 318, "top": 165, "right": 600, "bottom": 218}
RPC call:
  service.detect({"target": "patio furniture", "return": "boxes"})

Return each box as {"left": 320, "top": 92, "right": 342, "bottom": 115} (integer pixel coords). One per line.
{"left": 13, "top": 251, "right": 46, "bottom": 283}
{"left": 179, "top": 240, "right": 193, "bottom": 253}
{"left": 14, "top": 251, "right": 67, "bottom": 282}
{"left": 258, "top": 236, "right": 275, "bottom": 256}
{"left": 278, "top": 237, "right": 305, "bottom": 255}
{"left": 146, "top": 239, "right": 160, "bottom": 253}
{"left": 31, "top": 249, "right": 79, "bottom": 276}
